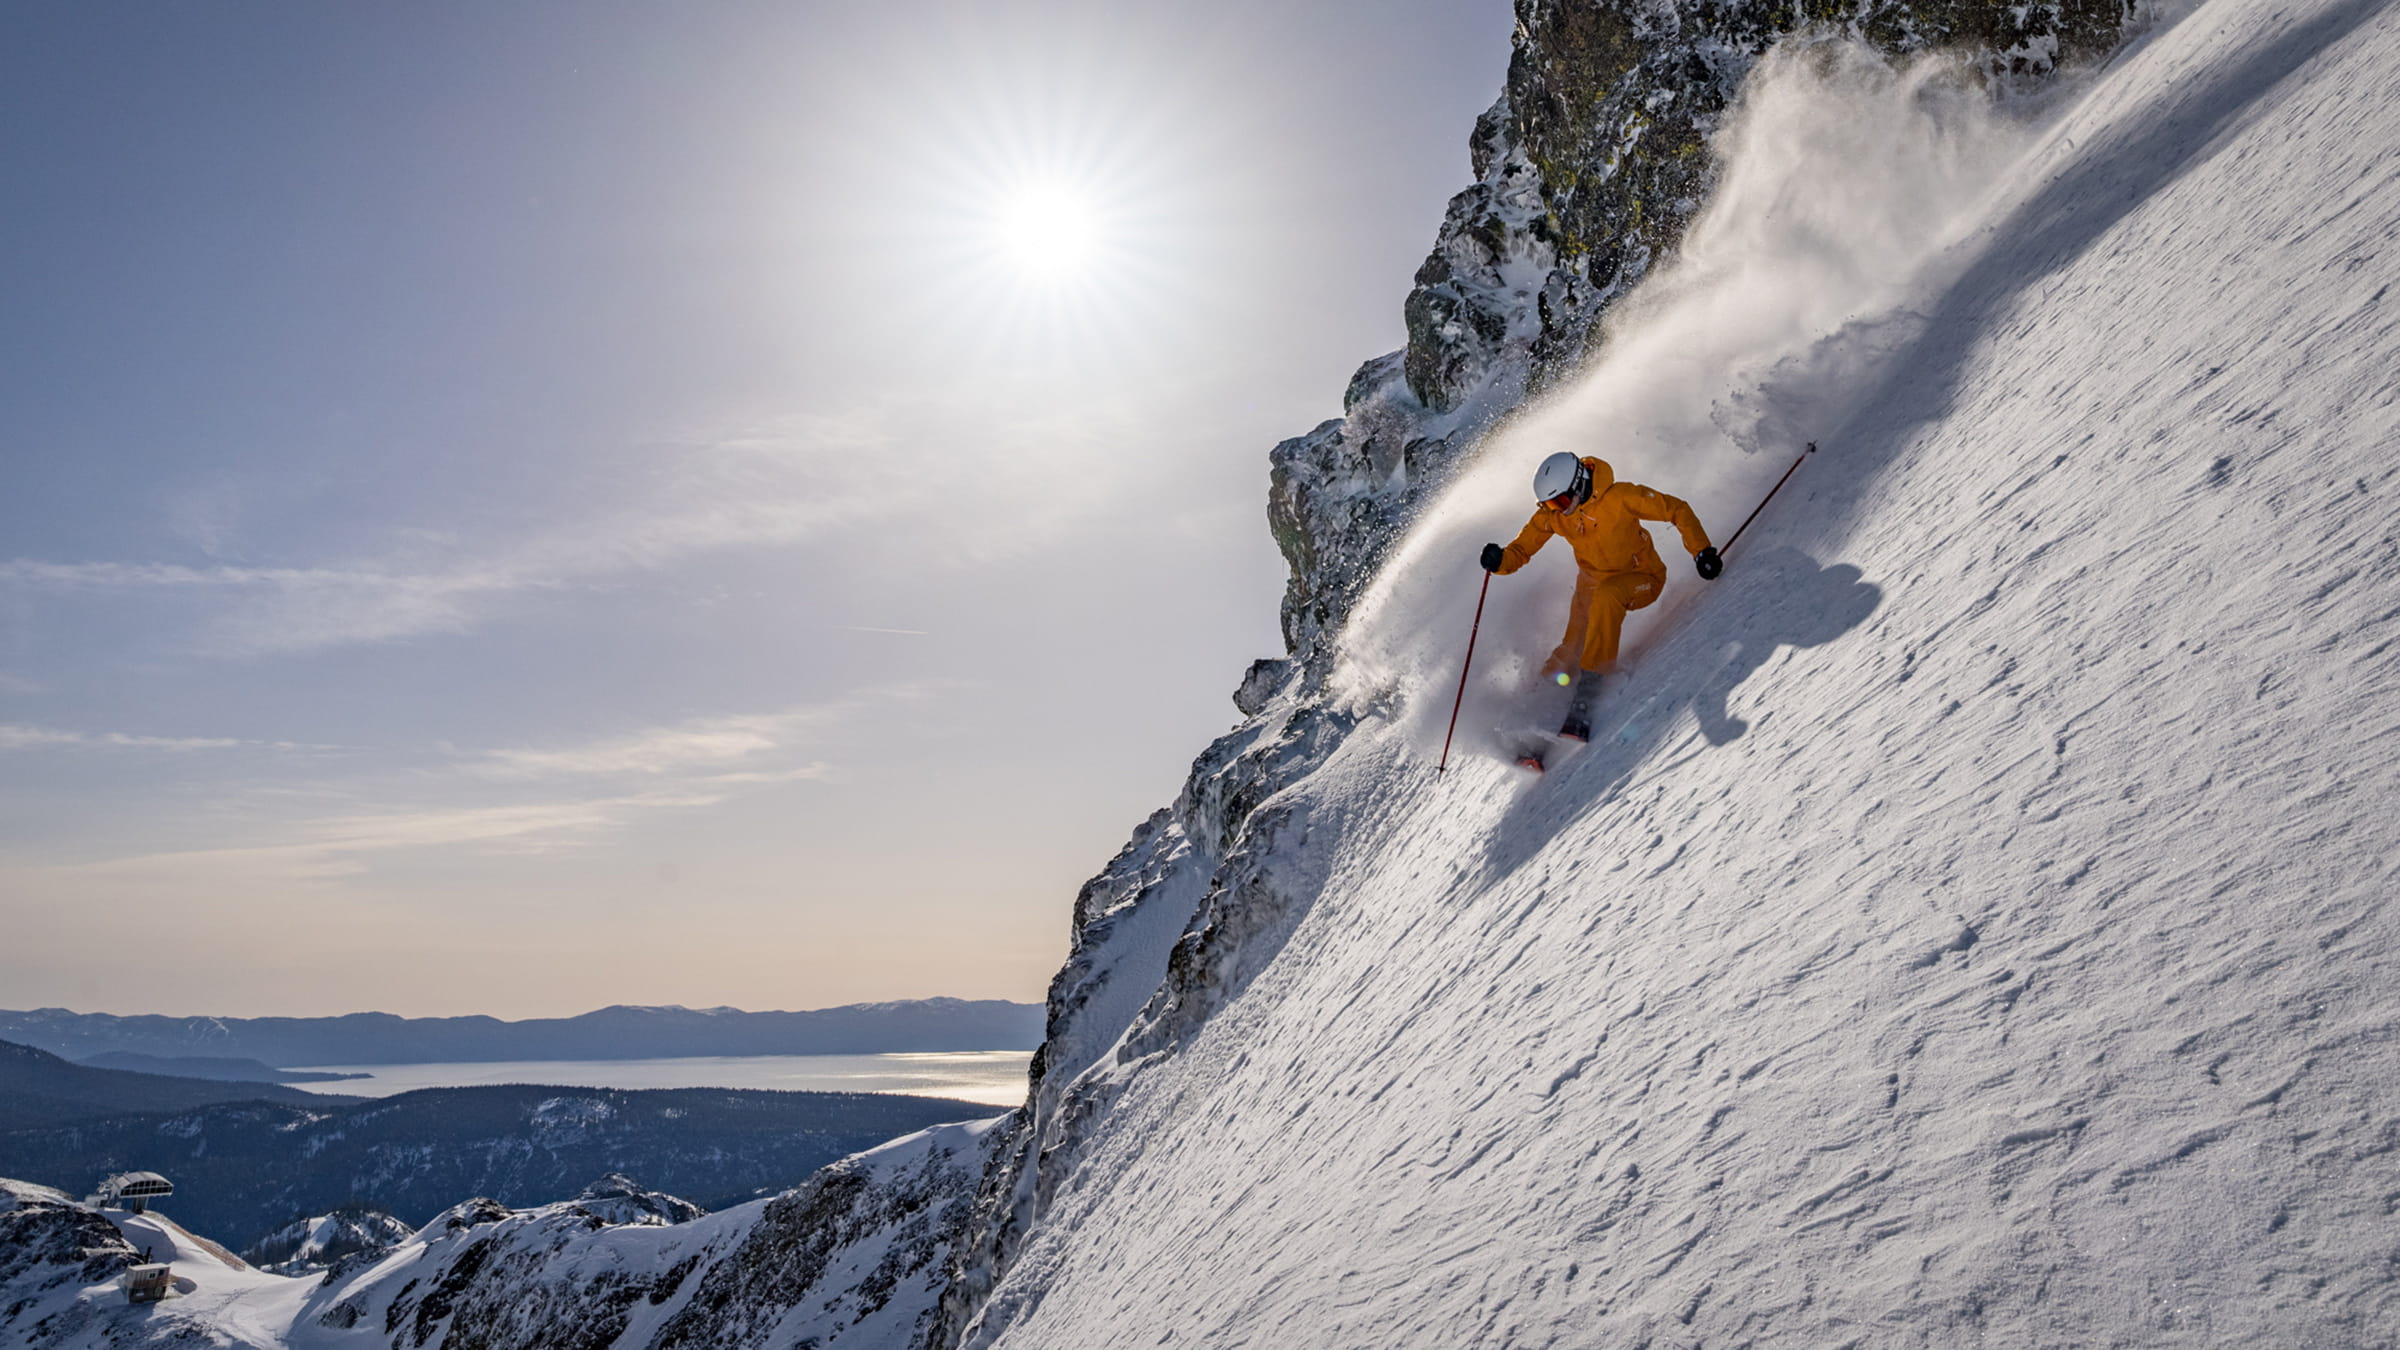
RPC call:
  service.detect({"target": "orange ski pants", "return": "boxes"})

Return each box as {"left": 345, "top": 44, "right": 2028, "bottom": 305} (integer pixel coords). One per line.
{"left": 1544, "top": 570, "right": 1662, "bottom": 676}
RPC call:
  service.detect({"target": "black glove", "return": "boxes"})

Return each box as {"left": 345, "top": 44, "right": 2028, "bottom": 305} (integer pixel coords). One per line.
{"left": 1480, "top": 542, "right": 1505, "bottom": 573}
{"left": 1694, "top": 547, "right": 1722, "bottom": 580}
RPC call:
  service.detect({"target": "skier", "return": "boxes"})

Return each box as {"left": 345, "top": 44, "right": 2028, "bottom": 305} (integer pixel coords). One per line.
{"left": 1479, "top": 451, "right": 1721, "bottom": 741}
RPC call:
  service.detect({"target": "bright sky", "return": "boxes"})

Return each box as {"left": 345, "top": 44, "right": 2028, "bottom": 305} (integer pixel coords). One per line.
{"left": 0, "top": 2, "right": 1513, "bottom": 1018}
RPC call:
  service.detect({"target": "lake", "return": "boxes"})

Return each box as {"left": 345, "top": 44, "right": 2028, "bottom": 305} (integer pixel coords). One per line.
{"left": 286, "top": 1050, "right": 1033, "bottom": 1107}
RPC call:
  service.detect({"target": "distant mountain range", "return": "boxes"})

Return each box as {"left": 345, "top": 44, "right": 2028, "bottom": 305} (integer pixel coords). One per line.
{"left": 74, "top": 1051, "right": 366, "bottom": 1084}
{"left": 0, "top": 998, "right": 1044, "bottom": 1067}
{"left": 0, "top": 1038, "right": 364, "bottom": 1132}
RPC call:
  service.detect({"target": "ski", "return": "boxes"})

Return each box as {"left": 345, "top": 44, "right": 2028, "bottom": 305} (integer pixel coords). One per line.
{"left": 1506, "top": 726, "right": 1587, "bottom": 774}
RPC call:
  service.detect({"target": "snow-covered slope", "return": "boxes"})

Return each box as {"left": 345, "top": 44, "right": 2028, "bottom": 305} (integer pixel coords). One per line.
{"left": 242, "top": 1208, "right": 422, "bottom": 1276}
{"left": 954, "top": 1, "right": 2400, "bottom": 1345}
{"left": 0, "top": 1117, "right": 1000, "bottom": 1349}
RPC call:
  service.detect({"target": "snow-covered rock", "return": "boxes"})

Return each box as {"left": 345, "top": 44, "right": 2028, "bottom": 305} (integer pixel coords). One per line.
{"left": 241, "top": 1205, "right": 417, "bottom": 1276}
{"left": 0, "top": 1180, "right": 140, "bottom": 1346}
{"left": 569, "top": 1174, "right": 708, "bottom": 1229}
{"left": 306, "top": 1117, "right": 1001, "bottom": 1349}
{"left": 0, "top": 1116, "right": 1003, "bottom": 1347}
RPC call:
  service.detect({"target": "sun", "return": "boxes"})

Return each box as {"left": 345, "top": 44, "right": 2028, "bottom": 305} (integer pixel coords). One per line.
{"left": 992, "top": 183, "right": 1105, "bottom": 279}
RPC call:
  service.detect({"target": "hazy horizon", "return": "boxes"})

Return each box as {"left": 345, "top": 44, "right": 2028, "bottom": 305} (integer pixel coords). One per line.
{"left": 6, "top": 995, "right": 1039, "bottom": 1020}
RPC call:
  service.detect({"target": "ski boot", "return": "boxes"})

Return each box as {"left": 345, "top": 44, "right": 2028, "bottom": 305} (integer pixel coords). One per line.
{"left": 1558, "top": 670, "right": 1603, "bottom": 741}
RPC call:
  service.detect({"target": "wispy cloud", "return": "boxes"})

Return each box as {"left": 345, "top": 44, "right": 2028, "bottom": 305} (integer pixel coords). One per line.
{"left": 470, "top": 710, "right": 843, "bottom": 780}
{"left": 0, "top": 403, "right": 910, "bottom": 657}
{"left": 0, "top": 722, "right": 311, "bottom": 753}
{"left": 49, "top": 787, "right": 756, "bottom": 885}
{"left": 462, "top": 688, "right": 935, "bottom": 783}
{"left": 298, "top": 789, "right": 761, "bottom": 857}
{"left": 0, "top": 560, "right": 365, "bottom": 589}
{"left": 11, "top": 692, "right": 908, "bottom": 876}
{"left": 0, "top": 559, "right": 519, "bottom": 652}
{"left": 29, "top": 710, "right": 856, "bottom": 883}
{"left": 0, "top": 390, "right": 1144, "bottom": 659}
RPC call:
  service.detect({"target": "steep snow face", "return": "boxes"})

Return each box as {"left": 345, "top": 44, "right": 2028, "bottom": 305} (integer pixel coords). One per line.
{"left": 958, "top": 1, "right": 2400, "bottom": 1345}
{"left": 938, "top": 7, "right": 2131, "bottom": 1343}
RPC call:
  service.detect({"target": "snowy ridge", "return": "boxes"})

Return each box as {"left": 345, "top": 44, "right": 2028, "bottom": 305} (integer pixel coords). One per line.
{"left": 948, "top": 0, "right": 2400, "bottom": 1344}
{"left": 0, "top": 1116, "right": 1002, "bottom": 1348}
{"left": 241, "top": 1207, "right": 417, "bottom": 1277}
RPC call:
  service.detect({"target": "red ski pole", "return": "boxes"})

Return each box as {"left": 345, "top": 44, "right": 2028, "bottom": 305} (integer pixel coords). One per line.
{"left": 1722, "top": 441, "right": 1816, "bottom": 559}
{"left": 1437, "top": 569, "right": 1493, "bottom": 774}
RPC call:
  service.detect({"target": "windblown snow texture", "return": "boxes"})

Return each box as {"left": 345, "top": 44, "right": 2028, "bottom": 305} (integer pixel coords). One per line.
{"left": 950, "top": 2, "right": 2400, "bottom": 1347}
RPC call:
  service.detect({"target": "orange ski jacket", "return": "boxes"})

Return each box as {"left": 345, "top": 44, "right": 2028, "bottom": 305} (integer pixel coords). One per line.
{"left": 1491, "top": 456, "right": 1713, "bottom": 580}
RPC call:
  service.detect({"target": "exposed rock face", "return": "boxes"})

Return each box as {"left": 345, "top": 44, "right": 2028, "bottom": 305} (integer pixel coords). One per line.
{"left": 646, "top": 1127, "right": 995, "bottom": 1350}
{"left": 0, "top": 1180, "right": 137, "bottom": 1347}
{"left": 934, "top": 3, "right": 2130, "bottom": 1346}
{"left": 309, "top": 1193, "right": 667, "bottom": 1350}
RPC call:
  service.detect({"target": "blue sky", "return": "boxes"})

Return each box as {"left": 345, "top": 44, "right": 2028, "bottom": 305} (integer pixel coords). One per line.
{"left": 0, "top": 0, "right": 1512, "bottom": 1018}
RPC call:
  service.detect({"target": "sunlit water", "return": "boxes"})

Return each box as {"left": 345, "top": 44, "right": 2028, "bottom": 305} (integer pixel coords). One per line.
{"left": 285, "top": 1051, "right": 1032, "bottom": 1107}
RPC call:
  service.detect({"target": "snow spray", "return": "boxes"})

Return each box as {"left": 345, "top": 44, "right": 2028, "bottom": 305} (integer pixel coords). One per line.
{"left": 1336, "top": 37, "right": 2074, "bottom": 757}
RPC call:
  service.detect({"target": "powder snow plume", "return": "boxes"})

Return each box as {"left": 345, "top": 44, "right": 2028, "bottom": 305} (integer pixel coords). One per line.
{"left": 1338, "top": 38, "right": 2073, "bottom": 753}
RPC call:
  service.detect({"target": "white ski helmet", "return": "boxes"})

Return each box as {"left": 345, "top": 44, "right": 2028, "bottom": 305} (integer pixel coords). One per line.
{"left": 1532, "top": 451, "right": 1592, "bottom": 507}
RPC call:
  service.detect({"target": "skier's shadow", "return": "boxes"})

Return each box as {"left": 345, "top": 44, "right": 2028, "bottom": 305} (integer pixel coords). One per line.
{"left": 1689, "top": 547, "right": 1883, "bottom": 747}
{"left": 1485, "top": 545, "right": 1881, "bottom": 876}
